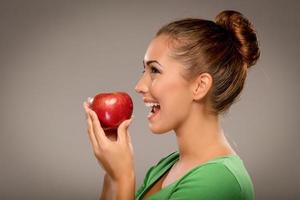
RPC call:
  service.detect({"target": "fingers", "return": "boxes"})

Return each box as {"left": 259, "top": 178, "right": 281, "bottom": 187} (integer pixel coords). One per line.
{"left": 83, "top": 102, "right": 99, "bottom": 150}
{"left": 117, "top": 116, "right": 134, "bottom": 144}
{"left": 84, "top": 98, "right": 134, "bottom": 147}
{"left": 87, "top": 97, "right": 94, "bottom": 106}
{"left": 88, "top": 107, "right": 108, "bottom": 145}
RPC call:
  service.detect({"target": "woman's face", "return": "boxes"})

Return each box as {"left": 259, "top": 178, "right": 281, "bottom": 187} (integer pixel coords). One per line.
{"left": 135, "top": 35, "right": 194, "bottom": 134}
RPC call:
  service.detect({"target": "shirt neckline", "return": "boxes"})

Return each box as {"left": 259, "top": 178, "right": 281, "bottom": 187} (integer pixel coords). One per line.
{"left": 146, "top": 152, "right": 240, "bottom": 197}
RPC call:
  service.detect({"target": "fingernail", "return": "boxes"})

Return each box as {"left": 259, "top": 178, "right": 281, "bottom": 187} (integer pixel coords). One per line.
{"left": 87, "top": 97, "right": 94, "bottom": 105}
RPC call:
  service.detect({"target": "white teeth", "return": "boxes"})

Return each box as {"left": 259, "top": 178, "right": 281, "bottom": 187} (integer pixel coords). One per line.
{"left": 145, "top": 102, "right": 160, "bottom": 107}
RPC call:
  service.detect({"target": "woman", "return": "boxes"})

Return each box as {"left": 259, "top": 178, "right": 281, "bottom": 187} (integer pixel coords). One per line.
{"left": 83, "top": 10, "right": 260, "bottom": 200}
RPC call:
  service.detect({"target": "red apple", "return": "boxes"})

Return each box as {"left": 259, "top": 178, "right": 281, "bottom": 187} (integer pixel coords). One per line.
{"left": 89, "top": 92, "right": 133, "bottom": 130}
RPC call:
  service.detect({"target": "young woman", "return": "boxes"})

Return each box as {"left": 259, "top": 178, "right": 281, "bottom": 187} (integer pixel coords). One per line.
{"left": 83, "top": 10, "right": 260, "bottom": 200}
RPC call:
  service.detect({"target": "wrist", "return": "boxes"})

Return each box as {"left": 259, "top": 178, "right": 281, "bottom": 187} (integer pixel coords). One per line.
{"left": 115, "top": 173, "right": 135, "bottom": 200}
{"left": 117, "top": 170, "right": 135, "bottom": 183}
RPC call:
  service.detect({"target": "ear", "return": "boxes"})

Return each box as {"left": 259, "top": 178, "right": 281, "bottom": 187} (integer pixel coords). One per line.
{"left": 191, "top": 73, "right": 213, "bottom": 101}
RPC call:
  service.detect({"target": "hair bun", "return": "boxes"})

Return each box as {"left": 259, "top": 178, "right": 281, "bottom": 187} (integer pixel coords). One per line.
{"left": 215, "top": 10, "right": 260, "bottom": 68}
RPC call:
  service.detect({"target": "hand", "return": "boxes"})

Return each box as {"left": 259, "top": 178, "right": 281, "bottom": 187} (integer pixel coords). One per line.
{"left": 83, "top": 101, "right": 135, "bottom": 183}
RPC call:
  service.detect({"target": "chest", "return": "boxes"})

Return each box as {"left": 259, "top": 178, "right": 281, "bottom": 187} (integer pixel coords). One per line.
{"left": 141, "top": 172, "right": 167, "bottom": 199}
{"left": 141, "top": 167, "right": 188, "bottom": 199}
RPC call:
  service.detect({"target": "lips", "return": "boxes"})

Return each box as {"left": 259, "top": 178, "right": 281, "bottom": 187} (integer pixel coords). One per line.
{"left": 144, "top": 101, "right": 161, "bottom": 120}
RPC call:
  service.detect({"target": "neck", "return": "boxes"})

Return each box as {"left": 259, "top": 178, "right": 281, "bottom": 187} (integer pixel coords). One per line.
{"left": 174, "top": 105, "right": 235, "bottom": 164}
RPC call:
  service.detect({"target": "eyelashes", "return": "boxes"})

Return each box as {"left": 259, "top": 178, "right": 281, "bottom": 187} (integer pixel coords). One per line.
{"left": 142, "top": 66, "right": 160, "bottom": 74}
{"left": 150, "top": 66, "right": 160, "bottom": 74}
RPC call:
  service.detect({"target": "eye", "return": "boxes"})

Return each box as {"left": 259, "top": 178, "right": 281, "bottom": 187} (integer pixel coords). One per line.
{"left": 150, "top": 66, "right": 160, "bottom": 74}
{"left": 141, "top": 66, "right": 160, "bottom": 74}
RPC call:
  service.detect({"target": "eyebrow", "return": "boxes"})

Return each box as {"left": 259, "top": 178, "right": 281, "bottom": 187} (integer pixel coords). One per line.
{"left": 143, "top": 60, "right": 164, "bottom": 68}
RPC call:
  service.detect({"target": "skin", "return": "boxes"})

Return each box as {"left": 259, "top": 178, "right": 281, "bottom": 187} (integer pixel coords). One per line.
{"left": 83, "top": 34, "right": 236, "bottom": 199}
{"left": 83, "top": 103, "right": 135, "bottom": 200}
{"left": 136, "top": 35, "right": 237, "bottom": 196}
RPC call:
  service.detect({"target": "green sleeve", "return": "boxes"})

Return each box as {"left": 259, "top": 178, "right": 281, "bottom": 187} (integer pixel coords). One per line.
{"left": 168, "top": 163, "right": 242, "bottom": 200}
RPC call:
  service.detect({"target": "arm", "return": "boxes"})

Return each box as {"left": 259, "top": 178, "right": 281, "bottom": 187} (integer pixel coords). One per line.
{"left": 100, "top": 172, "right": 135, "bottom": 200}
{"left": 83, "top": 102, "right": 135, "bottom": 200}
{"left": 168, "top": 164, "right": 242, "bottom": 200}
{"left": 100, "top": 131, "right": 117, "bottom": 200}
{"left": 100, "top": 173, "right": 116, "bottom": 200}
{"left": 115, "top": 172, "right": 136, "bottom": 200}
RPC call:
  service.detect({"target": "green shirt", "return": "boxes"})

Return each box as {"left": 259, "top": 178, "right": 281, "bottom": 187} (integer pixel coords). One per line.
{"left": 135, "top": 151, "right": 254, "bottom": 200}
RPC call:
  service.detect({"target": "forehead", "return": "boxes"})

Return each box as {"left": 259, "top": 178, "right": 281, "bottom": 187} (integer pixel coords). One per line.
{"left": 144, "top": 35, "right": 172, "bottom": 63}
{"left": 143, "top": 35, "right": 191, "bottom": 84}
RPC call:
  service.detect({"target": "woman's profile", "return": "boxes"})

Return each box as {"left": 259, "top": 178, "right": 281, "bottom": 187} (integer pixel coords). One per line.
{"left": 83, "top": 10, "right": 260, "bottom": 200}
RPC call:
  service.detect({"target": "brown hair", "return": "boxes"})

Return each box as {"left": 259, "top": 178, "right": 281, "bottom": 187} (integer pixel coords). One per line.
{"left": 156, "top": 10, "right": 260, "bottom": 114}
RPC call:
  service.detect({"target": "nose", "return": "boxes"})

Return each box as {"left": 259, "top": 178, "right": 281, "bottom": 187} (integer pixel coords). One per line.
{"left": 134, "top": 76, "right": 149, "bottom": 94}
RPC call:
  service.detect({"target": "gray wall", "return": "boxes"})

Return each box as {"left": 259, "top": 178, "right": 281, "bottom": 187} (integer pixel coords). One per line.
{"left": 0, "top": 0, "right": 299, "bottom": 199}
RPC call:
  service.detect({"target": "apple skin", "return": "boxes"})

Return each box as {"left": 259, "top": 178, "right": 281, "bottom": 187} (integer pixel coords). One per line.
{"left": 90, "top": 92, "right": 133, "bottom": 130}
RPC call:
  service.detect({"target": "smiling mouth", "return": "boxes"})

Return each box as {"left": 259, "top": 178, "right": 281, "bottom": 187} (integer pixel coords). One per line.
{"left": 145, "top": 102, "right": 161, "bottom": 119}
{"left": 151, "top": 104, "right": 160, "bottom": 113}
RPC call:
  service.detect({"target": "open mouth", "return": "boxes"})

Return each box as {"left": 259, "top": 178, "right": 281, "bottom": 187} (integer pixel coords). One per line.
{"left": 145, "top": 102, "right": 161, "bottom": 119}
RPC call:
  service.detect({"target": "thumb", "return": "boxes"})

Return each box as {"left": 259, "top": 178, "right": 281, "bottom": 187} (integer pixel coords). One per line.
{"left": 117, "top": 116, "right": 134, "bottom": 143}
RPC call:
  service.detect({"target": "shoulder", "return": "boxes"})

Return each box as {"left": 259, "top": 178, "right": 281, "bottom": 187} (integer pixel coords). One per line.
{"left": 169, "top": 162, "right": 243, "bottom": 200}
{"left": 182, "top": 162, "right": 242, "bottom": 186}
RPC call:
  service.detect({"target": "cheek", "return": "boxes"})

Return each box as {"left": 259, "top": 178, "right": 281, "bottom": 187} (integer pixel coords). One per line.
{"left": 151, "top": 76, "right": 191, "bottom": 108}
{"left": 150, "top": 78, "right": 168, "bottom": 100}
{"left": 158, "top": 80, "right": 191, "bottom": 119}
{"left": 165, "top": 88, "right": 191, "bottom": 118}
{"left": 149, "top": 78, "right": 192, "bottom": 133}
{"left": 151, "top": 74, "right": 180, "bottom": 94}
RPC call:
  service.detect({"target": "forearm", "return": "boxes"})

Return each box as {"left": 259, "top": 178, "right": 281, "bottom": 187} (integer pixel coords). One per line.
{"left": 100, "top": 173, "right": 135, "bottom": 200}
{"left": 100, "top": 173, "right": 116, "bottom": 200}
{"left": 115, "top": 173, "right": 136, "bottom": 200}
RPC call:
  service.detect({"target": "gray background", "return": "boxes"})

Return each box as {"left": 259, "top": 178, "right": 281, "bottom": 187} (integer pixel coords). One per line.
{"left": 0, "top": 0, "right": 299, "bottom": 199}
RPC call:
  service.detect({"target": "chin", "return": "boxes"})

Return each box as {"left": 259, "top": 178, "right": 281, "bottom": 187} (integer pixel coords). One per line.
{"left": 149, "top": 123, "right": 173, "bottom": 134}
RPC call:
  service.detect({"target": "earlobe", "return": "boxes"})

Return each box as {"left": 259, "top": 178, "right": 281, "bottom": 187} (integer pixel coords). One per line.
{"left": 192, "top": 73, "right": 212, "bottom": 101}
